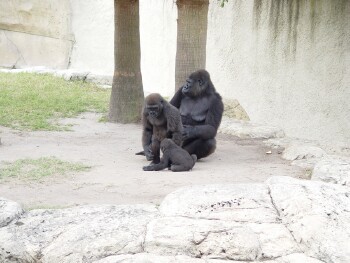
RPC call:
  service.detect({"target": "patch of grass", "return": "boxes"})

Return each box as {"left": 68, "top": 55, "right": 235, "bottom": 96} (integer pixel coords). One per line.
{"left": 0, "top": 157, "right": 91, "bottom": 181}
{"left": 0, "top": 73, "right": 110, "bottom": 130}
{"left": 98, "top": 114, "right": 108, "bottom": 123}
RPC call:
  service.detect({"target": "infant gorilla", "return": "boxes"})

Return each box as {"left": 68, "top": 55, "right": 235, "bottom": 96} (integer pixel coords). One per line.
{"left": 143, "top": 139, "right": 197, "bottom": 172}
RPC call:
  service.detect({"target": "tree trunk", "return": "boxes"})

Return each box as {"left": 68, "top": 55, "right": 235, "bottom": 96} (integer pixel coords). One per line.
{"left": 175, "top": 0, "right": 209, "bottom": 91}
{"left": 109, "top": 0, "right": 144, "bottom": 123}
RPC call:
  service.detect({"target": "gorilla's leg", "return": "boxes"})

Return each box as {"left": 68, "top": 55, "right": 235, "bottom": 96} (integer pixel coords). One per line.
{"left": 171, "top": 164, "right": 187, "bottom": 172}
{"left": 183, "top": 138, "right": 216, "bottom": 159}
{"left": 150, "top": 140, "right": 161, "bottom": 164}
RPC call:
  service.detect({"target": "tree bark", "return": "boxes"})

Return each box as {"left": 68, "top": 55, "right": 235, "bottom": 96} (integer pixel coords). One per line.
{"left": 109, "top": 0, "right": 144, "bottom": 123}
{"left": 175, "top": 0, "right": 209, "bottom": 91}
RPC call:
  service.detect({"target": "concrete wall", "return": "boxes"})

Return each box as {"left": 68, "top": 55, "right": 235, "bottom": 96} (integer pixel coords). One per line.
{"left": 68, "top": 0, "right": 114, "bottom": 75}
{"left": 0, "top": 0, "right": 349, "bottom": 147}
{"left": 0, "top": 0, "right": 73, "bottom": 69}
{"left": 206, "top": 0, "right": 350, "bottom": 147}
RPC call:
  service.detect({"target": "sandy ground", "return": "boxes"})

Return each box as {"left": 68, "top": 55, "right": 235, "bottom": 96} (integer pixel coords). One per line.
{"left": 0, "top": 113, "right": 306, "bottom": 209}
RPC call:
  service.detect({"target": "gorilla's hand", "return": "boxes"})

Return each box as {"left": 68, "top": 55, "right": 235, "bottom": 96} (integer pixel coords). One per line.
{"left": 143, "top": 164, "right": 155, "bottom": 171}
{"left": 144, "top": 145, "right": 154, "bottom": 161}
{"left": 182, "top": 125, "right": 197, "bottom": 140}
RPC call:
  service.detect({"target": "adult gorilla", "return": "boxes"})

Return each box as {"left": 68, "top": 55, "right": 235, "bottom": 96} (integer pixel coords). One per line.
{"left": 170, "top": 69, "right": 224, "bottom": 159}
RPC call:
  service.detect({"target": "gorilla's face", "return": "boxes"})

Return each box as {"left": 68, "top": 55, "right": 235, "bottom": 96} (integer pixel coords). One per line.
{"left": 146, "top": 103, "right": 162, "bottom": 118}
{"left": 181, "top": 71, "right": 208, "bottom": 97}
{"left": 145, "top": 93, "right": 164, "bottom": 118}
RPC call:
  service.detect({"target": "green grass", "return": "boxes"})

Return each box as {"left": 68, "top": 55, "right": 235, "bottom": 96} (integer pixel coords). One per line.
{"left": 0, "top": 72, "right": 110, "bottom": 131}
{"left": 0, "top": 157, "right": 91, "bottom": 181}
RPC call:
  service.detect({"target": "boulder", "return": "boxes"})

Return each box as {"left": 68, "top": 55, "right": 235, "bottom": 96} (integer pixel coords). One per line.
{"left": 94, "top": 253, "right": 206, "bottom": 263}
{"left": 281, "top": 144, "right": 327, "bottom": 169}
{"left": 267, "top": 176, "right": 350, "bottom": 263}
{"left": 0, "top": 204, "right": 159, "bottom": 263}
{"left": 0, "top": 177, "right": 349, "bottom": 262}
{"left": 312, "top": 156, "right": 350, "bottom": 186}
{"left": 0, "top": 197, "right": 23, "bottom": 227}
{"left": 145, "top": 184, "right": 299, "bottom": 261}
{"left": 223, "top": 99, "right": 250, "bottom": 121}
{"left": 282, "top": 145, "right": 326, "bottom": 161}
{"left": 219, "top": 117, "right": 285, "bottom": 139}
{"left": 86, "top": 74, "right": 113, "bottom": 86}
{"left": 94, "top": 253, "right": 323, "bottom": 263}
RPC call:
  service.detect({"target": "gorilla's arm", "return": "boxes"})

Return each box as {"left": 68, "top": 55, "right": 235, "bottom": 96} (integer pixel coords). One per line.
{"left": 169, "top": 88, "right": 183, "bottom": 108}
{"left": 182, "top": 95, "right": 224, "bottom": 140}
{"left": 143, "top": 155, "right": 170, "bottom": 171}
{"left": 165, "top": 105, "right": 183, "bottom": 146}
{"left": 141, "top": 117, "right": 154, "bottom": 160}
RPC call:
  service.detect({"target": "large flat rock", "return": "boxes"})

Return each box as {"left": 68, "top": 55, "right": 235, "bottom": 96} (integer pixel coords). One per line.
{"left": 312, "top": 156, "right": 350, "bottom": 186}
{"left": 0, "top": 204, "right": 159, "bottom": 263}
{"left": 0, "top": 176, "right": 348, "bottom": 262}
{"left": 267, "top": 176, "right": 350, "bottom": 263}
{"left": 147, "top": 184, "right": 298, "bottom": 261}
{"left": 159, "top": 184, "right": 278, "bottom": 222}
{"left": 219, "top": 117, "right": 285, "bottom": 139}
{"left": 0, "top": 197, "right": 23, "bottom": 227}
{"left": 93, "top": 253, "right": 323, "bottom": 263}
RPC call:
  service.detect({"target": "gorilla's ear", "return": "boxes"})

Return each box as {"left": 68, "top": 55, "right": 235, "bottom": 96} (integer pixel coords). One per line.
{"left": 198, "top": 79, "right": 204, "bottom": 86}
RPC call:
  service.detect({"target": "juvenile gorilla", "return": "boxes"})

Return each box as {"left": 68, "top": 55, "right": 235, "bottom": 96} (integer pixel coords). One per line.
{"left": 137, "top": 93, "right": 182, "bottom": 165}
{"left": 170, "top": 69, "right": 224, "bottom": 159}
{"left": 143, "top": 138, "right": 197, "bottom": 172}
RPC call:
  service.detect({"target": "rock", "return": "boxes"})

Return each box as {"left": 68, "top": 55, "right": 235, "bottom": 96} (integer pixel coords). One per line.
{"left": 56, "top": 69, "right": 90, "bottom": 81}
{"left": 159, "top": 184, "right": 278, "bottom": 223}
{"left": 264, "top": 137, "right": 315, "bottom": 150}
{"left": 1, "top": 177, "right": 349, "bottom": 262}
{"left": 0, "top": 197, "right": 23, "bottom": 227}
{"left": 145, "top": 184, "right": 299, "bottom": 261}
{"left": 267, "top": 176, "right": 350, "bottom": 263}
{"left": 282, "top": 145, "right": 326, "bottom": 161}
{"left": 94, "top": 253, "right": 323, "bottom": 263}
{"left": 0, "top": 204, "right": 159, "bottom": 263}
{"left": 312, "top": 156, "right": 350, "bottom": 186}
{"left": 145, "top": 217, "right": 299, "bottom": 261}
{"left": 219, "top": 117, "right": 285, "bottom": 139}
{"left": 264, "top": 253, "right": 324, "bottom": 263}
{"left": 223, "top": 99, "right": 250, "bottom": 121}
{"left": 281, "top": 144, "right": 327, "bottom": 169}
{"left": 94, "top": 253, "right": 207, "bottom": 263}
{"left": 86, "top": 73, "right": 113, "bottom": 86}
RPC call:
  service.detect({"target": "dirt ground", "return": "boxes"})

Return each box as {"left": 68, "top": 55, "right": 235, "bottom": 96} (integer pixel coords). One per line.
{"left": 0, "top": 113, "right": 306, "bottom": 209}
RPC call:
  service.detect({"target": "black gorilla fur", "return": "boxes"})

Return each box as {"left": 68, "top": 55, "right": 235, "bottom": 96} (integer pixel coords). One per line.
{"left": 170, "top": 69, "right": 224, "bottom": 159}
{"left": 137, "top": 93, "right": 182, "bottom": 165}
{"left": 143, "top": 138, "right": 197, "bottom": 172}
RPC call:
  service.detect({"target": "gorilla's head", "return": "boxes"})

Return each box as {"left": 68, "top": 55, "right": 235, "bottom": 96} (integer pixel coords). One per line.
{"left": 160, "top": 138, "right": 175, "bottom": 152}
{"left": 144, "top": 93, "right": 164, "bottom": 118}
{"left": 182, "top": 69, "right": 211, "bottom": 97}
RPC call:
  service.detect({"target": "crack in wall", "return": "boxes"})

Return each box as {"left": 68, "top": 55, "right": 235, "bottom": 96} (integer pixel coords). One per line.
{"left": 0, "top": 27, "right": 75, "bottom": 42}
{"left": 3, "top": 30, "right": 27, "bottom": 68}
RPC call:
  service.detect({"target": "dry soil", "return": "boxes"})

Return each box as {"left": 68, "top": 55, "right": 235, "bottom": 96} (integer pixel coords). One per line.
{"left": 0, "top": 113, "right": 306, "bottom": 209}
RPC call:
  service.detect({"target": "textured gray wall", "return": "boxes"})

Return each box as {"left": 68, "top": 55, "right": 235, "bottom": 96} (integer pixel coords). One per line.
{"left": 0, "top": 0, "right": 349, "bottom": 148}
{"left": 206, "top": 0, "right": 350, "bottom": 147}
